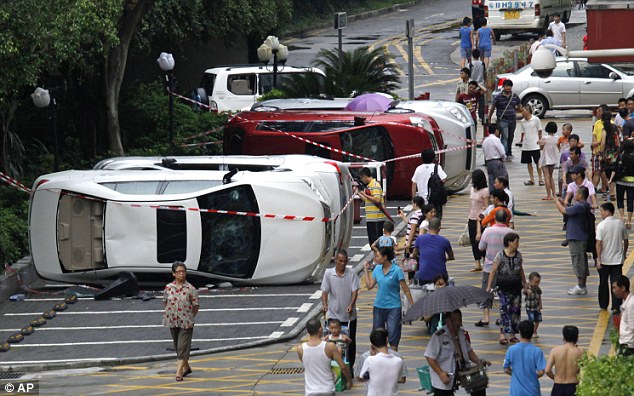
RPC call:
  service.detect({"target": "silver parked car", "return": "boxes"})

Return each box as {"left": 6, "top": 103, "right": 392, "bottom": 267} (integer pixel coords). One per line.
{"left": 494, "top": 57, "right": 634, "bottom": 118}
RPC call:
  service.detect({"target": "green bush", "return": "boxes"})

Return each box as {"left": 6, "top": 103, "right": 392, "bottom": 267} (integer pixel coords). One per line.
{"left": 577, "top": 352, "right": 634, "bottom": 396}
{"left": 0, "top": 186, "right": 29, "bottom": 272}
{"left": 119, "top": 81, "right": 229, "bottom": 156}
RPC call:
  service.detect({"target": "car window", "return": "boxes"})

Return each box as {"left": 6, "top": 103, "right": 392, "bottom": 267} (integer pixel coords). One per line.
{"left": 261, "top": 72, "right": 326, "bottom": 95}
{"left": 162, "top": 180, "right": 223, "bottom": 194}
{"left": 197, "top": 185, "right": 260, "bottom": 279}
{"left": 576, "top": 61, "right": 612, "bottom": 79}
{"left": 227, "top": 74, "right": 256, "bottom": 95}
{"left": 157, "top": 209, "right": 187, "bottom": 263}
{"left": 101, "top": 181, "right": 160, "bottom": 194}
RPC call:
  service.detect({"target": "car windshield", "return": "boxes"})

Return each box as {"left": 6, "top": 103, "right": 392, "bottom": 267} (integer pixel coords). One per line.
{"left": 197, "top": 185, "right": 260, "bottom": 279}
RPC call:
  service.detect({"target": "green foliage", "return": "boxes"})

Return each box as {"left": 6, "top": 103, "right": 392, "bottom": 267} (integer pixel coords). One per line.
{"left": 257, "top": 89, "right": 290, "bottom": 101}
{"left": 311, "top": 46, "right": 401, "bottom": 97}
{"left": 119, "top": 81, "right": 228, "bottom": 155}
{"left": 577, "top": 352, "right": 634, "bottom": 396}
{"left": 0, "top": 186, "right": 29, "bottom": 268}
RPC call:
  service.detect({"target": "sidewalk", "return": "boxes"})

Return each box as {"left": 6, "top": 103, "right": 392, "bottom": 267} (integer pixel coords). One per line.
{"left": 18, "top": 120, "right": 631, "bottom": 394}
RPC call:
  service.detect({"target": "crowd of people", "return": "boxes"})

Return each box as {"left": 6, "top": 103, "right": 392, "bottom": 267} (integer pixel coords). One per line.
{"left": 294, "top": 101, "right": 634, "bottom": 395}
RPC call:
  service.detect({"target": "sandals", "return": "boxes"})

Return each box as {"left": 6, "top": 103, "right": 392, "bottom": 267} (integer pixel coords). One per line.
{"left": 524, "top": 180, "right": 535, "bottom": 186}
{"left": 470, "top": 267, "right": 483, "bottom": 272}
{"left": 176, "top": 375, "right": 183, "bottom": 381}
{"left": 509, "top": 337, "right": 520, "bottom": 343}
{"left": 474, "top": 320, "right": 489, "bottom": 327}
{"left": 183, "top": 368, "right": 192, "bottom": 377}
{"left": 541, "top": 197, "right": 554, "bottom": 201}
{"left": 627, "top": 223, "right": 632, "bottom": 231}
{"left": 499, "top": 338, "right": 509, "bottom": 345}
{"left": 539, "top": 181, "right": 545, "bottom": 186}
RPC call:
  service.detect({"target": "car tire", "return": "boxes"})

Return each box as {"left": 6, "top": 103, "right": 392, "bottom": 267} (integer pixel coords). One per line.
{"left": 494, "top": 31, "right": 501, "bottom": 42}
{"left": 523, "top": 94, "right": 548, "bottom": 118}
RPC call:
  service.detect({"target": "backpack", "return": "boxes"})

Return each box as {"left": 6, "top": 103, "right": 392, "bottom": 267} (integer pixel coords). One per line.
{"left": 427, "top": 163, "right": 448, "bottom": 206}
{"left": 376, "top": 235, "right": 395, "bottom": 248}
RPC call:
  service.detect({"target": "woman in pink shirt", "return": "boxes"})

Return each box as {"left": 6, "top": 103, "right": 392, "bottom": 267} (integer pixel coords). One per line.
{"left": 468, "top": 169, "right": 489, "bottom": 271}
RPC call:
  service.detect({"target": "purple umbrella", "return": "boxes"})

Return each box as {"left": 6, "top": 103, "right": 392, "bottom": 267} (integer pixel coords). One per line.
{"left": 343, "top": 93, "right": 393, "bottom": 112}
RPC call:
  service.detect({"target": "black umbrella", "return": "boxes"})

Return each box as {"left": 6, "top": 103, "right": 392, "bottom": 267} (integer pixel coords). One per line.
{"left": 402, "top": 285, "right": 493, "bottom": 323}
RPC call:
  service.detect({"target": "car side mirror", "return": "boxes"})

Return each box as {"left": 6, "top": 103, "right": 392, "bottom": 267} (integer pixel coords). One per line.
{"left": 609, "top": 71, "right": 620, "bottom": 80}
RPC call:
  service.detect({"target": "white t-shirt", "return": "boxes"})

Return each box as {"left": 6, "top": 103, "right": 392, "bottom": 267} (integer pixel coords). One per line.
{"left": 548, "top": 21, "right": 566, "bottom": 44}
{"left": 359, "top": 352, "right": 404, "bottom": 396}
{"left": 596, "top": 216, "right": 628, "bottom": 265}
{"left": 411, "top": 163, "right": 447, "bottom": 203}
{"left": 519, "top": 116, "right": 542, "bottom": 151}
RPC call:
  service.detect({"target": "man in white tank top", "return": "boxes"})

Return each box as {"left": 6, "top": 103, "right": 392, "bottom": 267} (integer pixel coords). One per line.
{"left": 297, "top": 318, "right": 353, "bottom": 395}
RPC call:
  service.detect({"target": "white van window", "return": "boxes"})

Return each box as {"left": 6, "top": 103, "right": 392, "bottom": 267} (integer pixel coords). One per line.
{"left": 228, "top": 74, "right": 256, "bottom": 95}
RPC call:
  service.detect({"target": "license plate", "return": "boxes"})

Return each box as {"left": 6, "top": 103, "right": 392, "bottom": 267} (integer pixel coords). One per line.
{"left": 504, "top": 11, "right": 520, "bottom": 19}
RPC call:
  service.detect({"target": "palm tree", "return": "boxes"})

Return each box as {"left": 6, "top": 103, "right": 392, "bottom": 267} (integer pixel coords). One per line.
{"left": 280, "top": 46, "right": 402, "bottom": 98}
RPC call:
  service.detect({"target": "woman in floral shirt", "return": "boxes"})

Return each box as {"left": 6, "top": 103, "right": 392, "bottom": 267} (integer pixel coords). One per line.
{"left": 163, "top": 261, "right": 199, "bottom": 381}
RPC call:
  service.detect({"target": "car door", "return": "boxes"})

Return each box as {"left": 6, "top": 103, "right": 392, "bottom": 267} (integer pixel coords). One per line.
{"left": 576, "top": 60, "right": 623, "bottom": 107}
{"left": 537, "top": 60, "right": 579, "bottom": 109}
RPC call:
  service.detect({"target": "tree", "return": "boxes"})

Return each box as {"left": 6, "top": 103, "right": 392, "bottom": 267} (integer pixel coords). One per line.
{"left": 313, "top": 46, "right": 402, "bottom": 97}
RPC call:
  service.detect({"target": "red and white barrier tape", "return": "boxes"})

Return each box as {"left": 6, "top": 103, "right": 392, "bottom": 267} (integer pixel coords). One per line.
{"left": 182, "top": 125, "right": 225, "bottom": 141}
{"left": 46, "top": 189, "right": 356, "bottom": 223}
{"left": 170, "top": 91, "right": 218, "bottom": 112}
{"left": 0, "top": 172, "right": 32, "bottom": 194}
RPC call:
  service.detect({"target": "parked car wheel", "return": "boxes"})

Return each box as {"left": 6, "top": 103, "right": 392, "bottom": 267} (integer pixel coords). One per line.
{"left": 523, "top": 94, "right": 548, "bottom": 118}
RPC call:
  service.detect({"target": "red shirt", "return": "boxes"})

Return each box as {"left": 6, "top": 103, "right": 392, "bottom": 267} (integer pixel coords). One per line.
{"left": 457, "top": 91, "right": 482, "bottom": 121}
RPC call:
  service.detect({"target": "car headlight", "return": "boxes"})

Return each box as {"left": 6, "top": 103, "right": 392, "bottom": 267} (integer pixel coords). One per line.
{"left": 209, "top": 100, "right": 218, "bottom": 112}
{"left": 409, "top": 117, "right": 433, "bottom": 132}
{"left": 447, "top": 107, "right": 469, "bottom": 124}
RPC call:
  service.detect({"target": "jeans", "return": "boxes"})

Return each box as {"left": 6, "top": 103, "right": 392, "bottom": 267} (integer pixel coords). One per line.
{"left": 372, "top": 307, "right": 402, "bottom": 348}
{"left": 497, "top": 119, "right": 516, "bottom": 157}
{"left": 597, "top": 264, "right": 623, "bottom": 310}
{"left": 366, "top": 220, "right": 385, "bottom": 246}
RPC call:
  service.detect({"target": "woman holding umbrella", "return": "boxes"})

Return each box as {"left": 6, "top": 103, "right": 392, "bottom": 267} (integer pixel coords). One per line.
{"left": 364, "top": 246, "right": 414, "bottom": 351}
{"left": 485, "top": 233, "right": 528, "bottom": 345}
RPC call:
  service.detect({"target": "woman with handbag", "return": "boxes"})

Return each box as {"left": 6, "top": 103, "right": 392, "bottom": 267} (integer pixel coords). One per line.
{"left": 398, "top": 196, "right": 425, "bottom": 282}
{"left": 468, "top": 169, "right": 489, "bottom": 272}
{"left": 485, "top": 233, "right": 528, "bottom": 345}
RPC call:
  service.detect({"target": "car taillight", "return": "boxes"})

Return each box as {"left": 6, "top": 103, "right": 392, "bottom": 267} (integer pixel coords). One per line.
{"left": 484, "top": 5, "right": 488, "bottom": 17}
{"left": 535, "top": 4, "right": 540, "bottom": 16}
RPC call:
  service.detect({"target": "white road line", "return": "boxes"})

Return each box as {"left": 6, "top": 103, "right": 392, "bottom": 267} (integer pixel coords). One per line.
{"left": 350, "top": 254, "right": 365, "bottom": 262}
{"left": 309, "top": 290, "right": 322, "bottom": 299}
{"left": 351, "top": 236, "right": 367, "bottom": 238}
{"left": 268, "top": 331, "right": 284, "bottom": 338}
{"left": 0, "top": 321, "right": 282, "bottom": 332}
{"left": 4, "top": 307, "right": 301, "bottom": 316}
{"left": 361, "top": 245, "right": 371, "bottom": 251}
{"left": 11, "top": 336, "right": 272, "bottom": 348}
{"left": 280, "top": 317, "right": 299, "bottom": 327}
{"left": 297, "top": 303, "right": 312, "bottom": 313}
{"left": 199, "top": 293, "right": 313, "bottom": 298}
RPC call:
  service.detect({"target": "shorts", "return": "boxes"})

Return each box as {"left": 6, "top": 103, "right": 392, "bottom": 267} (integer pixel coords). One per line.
{"left": 592, "top": 155, "right": 601, "bottom": 172}
{"left": 460, "top": 47, "right": 472, "bottom": 59}
{"left": 479, "top": 46, "right": 492, "bottom": 58}
{"left": 526, "top": 309, "right": 542, "bottom": 323}
{"left": 521, "top": 150, "right": 540, "bottom": 164}
{"left": 551, "top": 383, "right": 578, "bottom": 396}
{"left": 568, "top": 240, "right": 590, "bottom": 277}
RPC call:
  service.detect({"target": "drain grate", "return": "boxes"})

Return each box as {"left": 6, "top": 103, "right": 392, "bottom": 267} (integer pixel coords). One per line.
{"left": 269, "top": 367, "right": 304, "bottom": 375}
{"left": 0, "top": 373, "right": 24, "bottom": 380}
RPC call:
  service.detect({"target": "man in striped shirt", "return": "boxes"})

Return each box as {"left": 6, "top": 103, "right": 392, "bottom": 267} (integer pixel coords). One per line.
{"left": 358, "top": 167, "right": 387, "bottom": 245}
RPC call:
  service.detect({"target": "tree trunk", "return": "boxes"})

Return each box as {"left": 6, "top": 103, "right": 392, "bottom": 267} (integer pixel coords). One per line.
{"left": 0, "top": 100, "right": 18, "bottom": 176}
{"left": 103, "top": 0, "right": 155, "bottom": 155}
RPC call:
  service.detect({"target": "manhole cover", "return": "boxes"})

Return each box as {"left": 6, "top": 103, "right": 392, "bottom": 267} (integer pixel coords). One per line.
{"left": 269, "top": 367, "right": 304, "bottom": 375}
{"left": 0, "top": 373, "right": 23, "bottom": 380}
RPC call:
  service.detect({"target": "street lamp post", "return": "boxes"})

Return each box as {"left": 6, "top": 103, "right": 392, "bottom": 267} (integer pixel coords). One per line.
{"left": 257, "top": 36, "right": 288, "bottom": 89}
{"left": 32, "top": 87, "right": 59, "bottom": 172}
{"left": 157, "top": 52, "right": 175, "bottom": 147}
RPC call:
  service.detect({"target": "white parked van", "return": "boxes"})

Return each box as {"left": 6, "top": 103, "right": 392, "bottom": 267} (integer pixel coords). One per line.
{"left": 197, "top": 65, "right": 325, "bottom": 112}
{"left": 484, "top": 0, "right": 573, "bottom": 40}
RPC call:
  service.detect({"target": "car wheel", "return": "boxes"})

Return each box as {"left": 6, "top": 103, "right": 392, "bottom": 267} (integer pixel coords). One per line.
{"left": 523, "top": 94, "right": 548, "bottom": 118}
{"left": 494, "top": 31, "right": 501, "bottom": 41}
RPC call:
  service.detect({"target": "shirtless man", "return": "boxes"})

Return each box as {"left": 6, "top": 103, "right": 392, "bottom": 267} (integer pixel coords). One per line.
{"left": 545, "top": 325, "right": 583, "bottom": 396}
